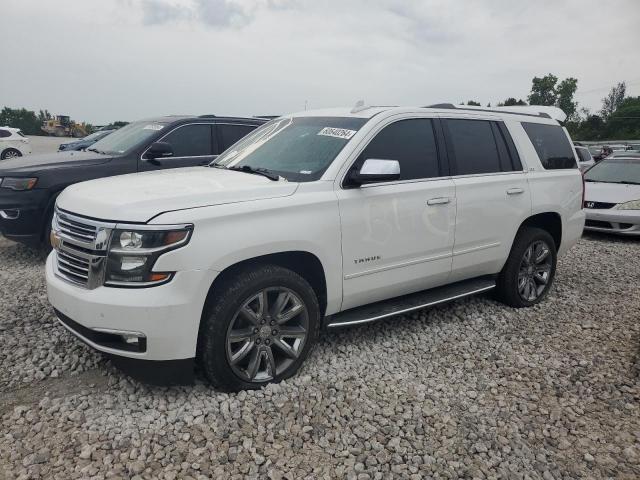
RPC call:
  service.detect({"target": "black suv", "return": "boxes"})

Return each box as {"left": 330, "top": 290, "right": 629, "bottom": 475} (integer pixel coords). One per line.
{"left": 0, "top": 115, "right": 267, "bottom": 248}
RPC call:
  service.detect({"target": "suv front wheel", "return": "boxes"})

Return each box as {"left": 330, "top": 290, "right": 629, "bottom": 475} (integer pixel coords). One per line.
{"left": 495, "top": 227, "right": 557, "bottom": 308}
{"left": 198, "top": 265, "right": 320, "bottom": 391}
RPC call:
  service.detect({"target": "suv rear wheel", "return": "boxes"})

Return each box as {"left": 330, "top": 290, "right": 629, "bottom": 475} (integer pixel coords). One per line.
{"left": 1, "top": 148, "right": 21, "bottom": 160}
{"left": 495, "top": 227, "right": 557, "bottom": 308}
{"left": 198, "top": 265, "right": 320, "bottom": 391}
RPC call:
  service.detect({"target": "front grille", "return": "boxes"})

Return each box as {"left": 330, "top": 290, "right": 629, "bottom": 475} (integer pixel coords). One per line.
{"left": 53, "top": 208, "right": 115, "bottom": 289}
{"left": 584, "top": 201, "right": 616, "bottom": 209}
{"left": 56, "top": 248, "right": 91, "bottom": 285}
{"left": 57, "top": 211, "right": 97, "bottom": 244}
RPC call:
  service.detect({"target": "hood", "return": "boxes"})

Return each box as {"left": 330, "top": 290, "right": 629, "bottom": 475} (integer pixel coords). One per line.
{"left": 0, "top": 150, "right": 111, "bottom": 174}
{"left": 56, "top": 167, "right": 299, "bottom": 222}
{"left": 585, "top": 181, "right": 640, "bottom": 204}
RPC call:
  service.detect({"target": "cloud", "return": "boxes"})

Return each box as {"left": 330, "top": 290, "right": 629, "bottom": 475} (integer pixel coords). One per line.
{"left": 141, "top": 0, "right": 249, "bottom": 28}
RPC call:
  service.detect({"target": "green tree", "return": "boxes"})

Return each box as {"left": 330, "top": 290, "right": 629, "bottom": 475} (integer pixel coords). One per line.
{"left": 556, "top": 78, "right": 579, "bottom": 121}
{"left": 600, "top": 82, "right": 626, "bottom": 120}
{"left": 0, "top": 107, "right": 41, "bottom": 135}
{"left": 466, "top": 100, "right": 481, "bottom": 106}
{"left": 528, "top": 74, "right": 558, "bottom": 106}
{"left": 605, "top": 96, "right": 640, "bottom": 139}
{"left": 498, "top": 98, "right": 527, "bottom": 107}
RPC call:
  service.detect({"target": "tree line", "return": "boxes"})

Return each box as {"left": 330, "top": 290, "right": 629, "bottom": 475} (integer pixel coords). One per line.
{"left": 0, "top": 108, "right": 127, "bottom": 136}
{"left": 463, "top": 75, "right": 640, "bottom": 140}
{"left": 3, "top": 75, "right": 639, "bottom": 140}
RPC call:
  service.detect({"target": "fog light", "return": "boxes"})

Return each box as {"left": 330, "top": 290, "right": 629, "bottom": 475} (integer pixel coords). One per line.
{"left": 121, "top": 256, "right": 147, "bottom": 271}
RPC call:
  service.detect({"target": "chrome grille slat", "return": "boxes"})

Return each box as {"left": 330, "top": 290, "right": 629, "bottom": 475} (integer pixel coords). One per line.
{"left": 59, "top": 223, "right": 96, "bottom": 238}
{"left": 57, "top": 213, "right": 98, "bottom": 244}
{"left": 57, "top": 263, "right": 89, "bottom": 280}
{"left": 57, "top": 251, "right": 90, "bottom": 267}
{"left": 57, "top": 257, "right": 89, "bottom": 275}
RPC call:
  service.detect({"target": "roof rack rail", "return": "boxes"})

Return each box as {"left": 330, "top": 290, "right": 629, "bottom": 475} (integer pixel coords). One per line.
{"left": 423, "top": 103, "right": 566, "bottom": 122}
{"left": 198, "top": 114, "right": 216, "bottom": 118}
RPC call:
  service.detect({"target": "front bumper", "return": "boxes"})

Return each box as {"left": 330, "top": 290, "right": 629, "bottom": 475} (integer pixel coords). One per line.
{"left": 0, "top": 188, "right": 49, "bottom": 246}
{"left": 584, "top": 208, "right": 640, "bottom": 236}
{"left": 46, "top": 252, "right": 219, "bottom": 383}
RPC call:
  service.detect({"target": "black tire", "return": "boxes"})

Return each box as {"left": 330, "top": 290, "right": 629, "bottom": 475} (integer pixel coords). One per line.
{"left": 198, "top": 264, "right": 320, "bottom": 392}
{"left": 1, "top": 148, "right": 22, "bottom": 160}
{"left": 495, "top": 227, "right": 557, "bottom": 308}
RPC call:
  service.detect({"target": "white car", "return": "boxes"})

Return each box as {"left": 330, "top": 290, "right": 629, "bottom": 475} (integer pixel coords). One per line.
{"left": 46, "top": 104, "right": 585, "bottom": 390}
{"left": 0, "top": 127, "right": 31, "bottom": 160}
{"left": 574, "top": 145, "right": 595, "bottom": 171}
{"left": 583, "top": 156, "right": 640, "bottom": 235}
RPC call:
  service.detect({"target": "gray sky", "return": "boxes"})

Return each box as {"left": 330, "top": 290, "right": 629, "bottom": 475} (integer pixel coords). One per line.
{"left": 2, "top": 0, "right": 639, "bottom": 124}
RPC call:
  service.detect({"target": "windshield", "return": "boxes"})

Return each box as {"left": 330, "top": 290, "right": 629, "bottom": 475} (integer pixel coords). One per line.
{"left": 584, "top": 159, "right": 640, "bottom": 184}
{"left": 82, "top": 130, "right": 111, "bottom": 142}
{"left": 90, "top": 121, "right": 167, "bottom": 154}
{"left": 213, "top": 116, "right": 368, "bottom": 182}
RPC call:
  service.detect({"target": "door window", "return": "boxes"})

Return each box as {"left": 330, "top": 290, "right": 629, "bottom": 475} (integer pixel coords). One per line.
{"left": 356, "top": 119, "right": 440, "bottom": 181}
{"left": 218, "top": 124, "right": 256, "bottom": 152}
{"left": 0, "top": 130, "right": 11, "bottom": 138}
{"left": 160, "top": 124, "right": 213, "bottom": 157}
{"left": 444, "top": 119, "right": 502, "bottom": 175}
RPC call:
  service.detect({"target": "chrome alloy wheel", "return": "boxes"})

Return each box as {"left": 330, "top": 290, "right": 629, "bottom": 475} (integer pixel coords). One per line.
{"left": 2, "top": 150, "right": 20, "bottom": 160}
{"left": 226, "top": 287, "right": 309, "bottom": 382}
{"left": 517, "top": 240, "right": 552, "bottom": 302}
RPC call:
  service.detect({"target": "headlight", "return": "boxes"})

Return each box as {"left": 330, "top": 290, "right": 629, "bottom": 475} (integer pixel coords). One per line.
{"left": 0, "top": 177, "right": 37, "bottom": 190}
{"left": 617, "top": 199, "right": 640, "bottom": 210}
{"left": 105, "top": 226, "right": 192, "bottom": 287}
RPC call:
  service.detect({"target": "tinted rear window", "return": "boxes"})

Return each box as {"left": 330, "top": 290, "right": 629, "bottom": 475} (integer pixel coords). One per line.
{"left": 522, "top": 122, "right": 577, "bottom": 169}
{"left": 0, "top": 130, "right": 10, "bottom": 138}
{"left": 575, "top": 147, "right": 591, "bottom": 163}
{"left": 444, "top": 119, "right": 501, "bottom": 175}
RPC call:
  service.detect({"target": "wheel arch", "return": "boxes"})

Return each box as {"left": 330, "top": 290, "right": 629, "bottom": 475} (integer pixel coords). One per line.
{"left": 518, "top": 212, "right": 562, "bottom": 251}
{"left": 202, "top": 250, "right": 328, "bottom": 319}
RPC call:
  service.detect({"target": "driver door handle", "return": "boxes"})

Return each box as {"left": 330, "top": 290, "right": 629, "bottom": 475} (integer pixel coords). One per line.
{"left": 427, "top": 197, "right": 451, "bottom": 206}
{"left": 507, "top": 188, "right": 525, "bottom": 195}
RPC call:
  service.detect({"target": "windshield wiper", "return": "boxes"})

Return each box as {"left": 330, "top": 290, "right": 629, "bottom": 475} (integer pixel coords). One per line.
{"left": 227, "top": 165, "right": 280, "bottom": 181}
{"left": 86, "top": 147, "right": 107, "bottom": 155}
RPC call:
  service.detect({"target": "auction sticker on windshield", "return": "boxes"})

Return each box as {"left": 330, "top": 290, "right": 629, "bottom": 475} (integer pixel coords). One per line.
{"left": 143, "top": 124, "right": 164, "bottom": 130}
{"left": 317, "top": 127, "right": 357, "bottom": 140}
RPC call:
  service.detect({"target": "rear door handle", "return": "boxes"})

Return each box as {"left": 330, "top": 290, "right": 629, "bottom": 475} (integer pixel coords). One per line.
{"left": 427, "top": 197, "right": 451, "bottom": 205}
{"left": 506, "top": 188, "right": 525, "bottom": 195}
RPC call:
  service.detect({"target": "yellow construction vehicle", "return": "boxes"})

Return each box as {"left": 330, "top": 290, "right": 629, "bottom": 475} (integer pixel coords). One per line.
{"left": 41, "top": 115, "right": 87, "bottom": 138}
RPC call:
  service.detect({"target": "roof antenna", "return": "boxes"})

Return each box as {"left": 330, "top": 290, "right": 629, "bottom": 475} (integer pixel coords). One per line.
{"left": 351, "top": 100, "right": 367, "bottom": 113}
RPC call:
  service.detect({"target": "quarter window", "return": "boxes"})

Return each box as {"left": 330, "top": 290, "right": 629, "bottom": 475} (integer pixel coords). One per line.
{"left": 521, "top": 122, "right": 577, "bottom": 169}
{"left": 218, "top": 124, "right": 256, "bottom": 152}
{"left": 444, "top": 119, "right": 503, "bottom": 175}
{"left": 160, "top": 124, "right": 212, "bottom": 157}
{"left": 356, "top": 119, "right": 440, "bottom": 181}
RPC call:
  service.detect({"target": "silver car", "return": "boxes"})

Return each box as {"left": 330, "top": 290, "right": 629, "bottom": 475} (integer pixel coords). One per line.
{"left": 574, "top": 146, "right": 596, "bottom": 171}
{"left": 583, "top": 157, "right": 640, "bottom": 236}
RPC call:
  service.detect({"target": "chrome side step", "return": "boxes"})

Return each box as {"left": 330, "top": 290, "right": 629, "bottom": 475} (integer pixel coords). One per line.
{"left": 326, "top": 276, "right": 496, "bottom": 328}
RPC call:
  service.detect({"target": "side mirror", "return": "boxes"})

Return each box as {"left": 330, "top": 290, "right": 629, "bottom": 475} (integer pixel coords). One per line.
{"left": 145, "top": 142, "right": 173, "bottom": 160}
{"left": 348, "top": 159, "right": 400, "bottom": 186}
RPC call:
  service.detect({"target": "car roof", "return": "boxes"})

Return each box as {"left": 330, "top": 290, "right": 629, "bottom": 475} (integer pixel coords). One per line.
{"left": 136, "top": 115, "right": 268, "bottom": 125}
{"left": 285, "top": 104, "right": 563, "bottom": 124}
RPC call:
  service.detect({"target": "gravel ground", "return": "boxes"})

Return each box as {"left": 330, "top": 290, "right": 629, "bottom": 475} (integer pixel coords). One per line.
{"left": 1, "top": 233, "right": 639, "bottom": 479}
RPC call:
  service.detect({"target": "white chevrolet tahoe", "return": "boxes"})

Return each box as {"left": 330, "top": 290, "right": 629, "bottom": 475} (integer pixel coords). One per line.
{"left": 46, "top": 104, "right": 585, "bottom": 391}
